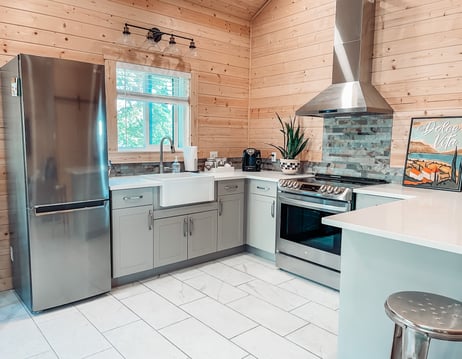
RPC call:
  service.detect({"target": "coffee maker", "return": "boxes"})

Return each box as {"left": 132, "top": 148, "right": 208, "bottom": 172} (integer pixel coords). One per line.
{"left": 242, "top": 148, "right": 262, "bottom": 171}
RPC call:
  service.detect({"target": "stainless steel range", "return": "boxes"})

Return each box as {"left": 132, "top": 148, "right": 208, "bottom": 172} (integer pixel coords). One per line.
{"left": 276, "top": 174, "right": 387, "bottom": 290}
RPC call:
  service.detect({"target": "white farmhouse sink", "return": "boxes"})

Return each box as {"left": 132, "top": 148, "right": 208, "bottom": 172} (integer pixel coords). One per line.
{"left": 142, "top": 172, "right": 215, "bottom": 207}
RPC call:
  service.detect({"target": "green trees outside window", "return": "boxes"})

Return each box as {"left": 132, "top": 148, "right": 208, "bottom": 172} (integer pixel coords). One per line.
{"left": 116, "top": 62, "right": 190, "bottom": 151}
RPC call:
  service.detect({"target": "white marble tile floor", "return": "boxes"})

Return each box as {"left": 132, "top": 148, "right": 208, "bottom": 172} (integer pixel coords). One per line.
{"left": 0, "top": 253, "right": 339, "bottom": 359}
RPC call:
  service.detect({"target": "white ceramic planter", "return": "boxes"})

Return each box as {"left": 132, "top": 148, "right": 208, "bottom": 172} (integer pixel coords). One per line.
{"left": 279, "top": 159, "right": 300, "bottom": 174}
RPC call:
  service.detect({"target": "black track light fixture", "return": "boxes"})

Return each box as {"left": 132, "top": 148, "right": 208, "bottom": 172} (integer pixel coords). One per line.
{"left": 121, "top": 23, "right": 198, "bottom": 57}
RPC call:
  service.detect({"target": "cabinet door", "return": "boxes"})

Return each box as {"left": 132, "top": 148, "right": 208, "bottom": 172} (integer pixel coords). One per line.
{"left": 154, "top": 216, "right": 188, "bottom": 267}
{"left": 112, "top": 205, "right": 153, "bottom": 278}
{"left": 188, "top": 210, "right": 218, "bottom": 259}
{"left": 246, "top": 193, "right": 276, "bottom": 254}
{"left": 218, "top": 193, "right": 244, "bottom": 251}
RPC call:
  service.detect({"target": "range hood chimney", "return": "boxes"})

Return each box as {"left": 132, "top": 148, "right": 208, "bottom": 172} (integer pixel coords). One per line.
{"left": 296, "top": 0, "right": 393, "bottom": 117}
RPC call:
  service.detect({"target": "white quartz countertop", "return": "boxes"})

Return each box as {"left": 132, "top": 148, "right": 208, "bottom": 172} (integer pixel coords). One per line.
{"left": 323, "top": 183, "right": 462, "bottom": 255}
{"left": 109, "top": 175, "right": 163, "bottom": 190}
{"left": 109, "top": 170, "right": 310, "bottom": 190}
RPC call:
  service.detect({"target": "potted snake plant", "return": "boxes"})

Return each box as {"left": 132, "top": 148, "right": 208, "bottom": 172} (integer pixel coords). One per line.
{"left": 268, "top": 113, "right": 309, "bottom": 174}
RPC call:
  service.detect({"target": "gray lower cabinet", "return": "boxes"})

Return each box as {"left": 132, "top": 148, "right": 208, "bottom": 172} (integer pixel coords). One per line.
{"left": 188, "top": 210, "right": 218, "bottom": 258}
{"left": 111, "top": 188, "right": 154, "bottom": 278}
{"left": 153, "top": 215, "right": 188, "bottom": 267}
{"left": 245, "top": 179, "right": 277, "bottom": 254}
{"left": 217, "top": 180, "right": 244, "bottom": 251}
{"left": 154, "top": 210, "right": 218, "bottom": 267}
{"left": 355, "top": 193, "right": 401, "bottom": 209}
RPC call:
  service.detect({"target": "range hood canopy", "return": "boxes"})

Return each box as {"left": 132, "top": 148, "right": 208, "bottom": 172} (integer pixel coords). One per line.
{"left": 296, "top": 0, "right": 393, "bottom": 117}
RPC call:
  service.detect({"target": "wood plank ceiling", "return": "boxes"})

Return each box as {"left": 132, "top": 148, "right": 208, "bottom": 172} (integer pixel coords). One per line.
{"left": 185, "top": 0, "right": 270, "bottom": 20}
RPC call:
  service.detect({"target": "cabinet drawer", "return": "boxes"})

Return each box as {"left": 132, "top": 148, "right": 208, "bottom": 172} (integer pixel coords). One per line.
{"left": 247, "top": 180, "right": 277, "bottom": 197}
{"left": 112, "top": 188, "right": 153, "bottom": 209}
{"left": 355, "top": 193, "right": 400, "bottom": 209}
{"left": 218, "top": 180, "right": 245, "bottom": 195}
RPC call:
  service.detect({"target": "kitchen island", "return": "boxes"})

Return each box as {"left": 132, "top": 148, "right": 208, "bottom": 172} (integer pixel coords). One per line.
{"left": 323, "top": 184, "right": 462, "bottom": 358}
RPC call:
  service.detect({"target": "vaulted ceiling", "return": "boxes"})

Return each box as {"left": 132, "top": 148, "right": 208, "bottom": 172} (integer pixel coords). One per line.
{"left": 185, "top": 0, "right": 270, "bottom": 21}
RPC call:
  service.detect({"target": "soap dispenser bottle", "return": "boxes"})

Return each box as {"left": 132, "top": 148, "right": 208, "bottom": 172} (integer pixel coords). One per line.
{"left": 172, "top": 156, "right": 181, "bottom": 173}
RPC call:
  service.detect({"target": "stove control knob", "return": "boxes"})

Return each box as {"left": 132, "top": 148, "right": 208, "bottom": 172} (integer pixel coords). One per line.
{"left": 279, "top": 180, "right": 287, "bottom": 187}
{"left": 326, "top": 186, "right": 334, "bottom": 193}
{"left": 333, "top": 186, "right": 344, "bottom": 194}
{"left": 293, "top": 182, "right": 301, "bottom": 189}
{"left": 319, "top": 185, "right": 327, "bottom": 193}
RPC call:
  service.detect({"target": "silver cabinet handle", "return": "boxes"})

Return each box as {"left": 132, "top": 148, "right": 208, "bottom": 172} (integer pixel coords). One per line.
{"left": 183, "top": 218, "right": 188, "bottom": 237}
{"left": 224, "top": 185, "right": 238, "bottom": 191}
{"left": 218, "top": 199, "right": 223, "bottom": 216}
{"left": 256, "top": 185, "right": 270, "bottom": 191}
{"left": 123, "top": 195, "right": 143, "bottom": 201}
{"left": 189, "top": 217, "right": 193, "bottom": 236}
{"left": 271, "top": 200, "right": 275, "bottom": 218}
{"left": 148, "top": 209, "right": 153, "bottom": 230}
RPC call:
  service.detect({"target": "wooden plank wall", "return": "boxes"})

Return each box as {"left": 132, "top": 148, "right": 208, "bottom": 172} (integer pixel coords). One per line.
{"left": 0, "top": 0, "right": 251, "bottom": 291}
{"left": 249, "top": 0, "right": 462, "bottom": 166}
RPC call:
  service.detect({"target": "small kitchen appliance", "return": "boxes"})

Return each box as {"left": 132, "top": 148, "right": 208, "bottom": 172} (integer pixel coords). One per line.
{"left": 276, "top": 174, "right": 388, "bottom": 290}
{"left": 242, "top": 148, "right": 262, "bottom": 172}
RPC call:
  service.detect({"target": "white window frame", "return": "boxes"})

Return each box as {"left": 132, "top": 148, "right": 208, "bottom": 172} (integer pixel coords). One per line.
{"left": 116, "top": 61, "right": 191, "bottom": 152}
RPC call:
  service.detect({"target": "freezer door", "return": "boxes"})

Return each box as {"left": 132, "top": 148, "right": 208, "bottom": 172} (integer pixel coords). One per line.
{"left": 20, "top": 55, "right": 108, "bottom": 206}
{"left": 28, "top": 200, "right": 110, "bottom": 312}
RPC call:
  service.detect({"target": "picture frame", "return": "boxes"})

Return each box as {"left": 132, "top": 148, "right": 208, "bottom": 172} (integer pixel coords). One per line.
{"left": 403, "top": 116, "right": 462, "bottom": 192}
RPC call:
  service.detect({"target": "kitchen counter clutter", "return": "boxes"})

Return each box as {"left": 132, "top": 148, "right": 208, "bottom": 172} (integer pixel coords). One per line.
{"left": 324, "top": 184, "right": 462, "bottom": 359}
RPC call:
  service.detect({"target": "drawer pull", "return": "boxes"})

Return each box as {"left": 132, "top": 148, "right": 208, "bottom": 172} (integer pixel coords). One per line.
{"left": 271, "top": 200, "right": 275, "bottom": 218}
{"left": 183, "top": 218, "right": 188, "bottom": 237}
{"left": 122, "top": 195, "right": 143, "bottom": 201}
{"left": 224, "top": 185, "right": 238, "bottom": 191}
{"left": 256, "top": 186, "right": 270, "bottom": 191}
{"left": 189, "top": 217, "right": 193, "bottom": 236}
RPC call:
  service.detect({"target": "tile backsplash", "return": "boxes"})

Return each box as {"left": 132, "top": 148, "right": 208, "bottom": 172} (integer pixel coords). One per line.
{"left": 303, "top": 114, "right": 403, "bottom": 183}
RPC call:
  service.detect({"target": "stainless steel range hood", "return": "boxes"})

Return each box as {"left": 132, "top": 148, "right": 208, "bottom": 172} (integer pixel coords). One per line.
{"left": 296, "top": 0, "right": 393, "bottom": 117}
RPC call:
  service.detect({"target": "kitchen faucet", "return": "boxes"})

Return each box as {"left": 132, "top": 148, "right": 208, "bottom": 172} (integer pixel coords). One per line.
{"left": 159, "top": 136, "right": 176, "bottom": 173}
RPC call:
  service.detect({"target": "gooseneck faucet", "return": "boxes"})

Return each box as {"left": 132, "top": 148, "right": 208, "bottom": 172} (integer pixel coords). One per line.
{"left": 159, "top": 136, "right": 176, "bottom": 173}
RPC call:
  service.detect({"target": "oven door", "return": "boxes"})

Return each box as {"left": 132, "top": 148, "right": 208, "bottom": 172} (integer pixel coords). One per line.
{"left": 276, "top": 192, "right": 349, "bottom": 271}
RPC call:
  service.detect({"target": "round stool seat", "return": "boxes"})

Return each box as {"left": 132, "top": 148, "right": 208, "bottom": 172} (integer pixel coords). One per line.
{"left": 385, "top": 291, "right": 462, "bottom": 341}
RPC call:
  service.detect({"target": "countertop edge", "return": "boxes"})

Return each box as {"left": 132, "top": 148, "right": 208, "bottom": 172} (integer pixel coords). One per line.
{"left": 109, "top": 170, "right": 311, "bottom": 190}
{"left": 327, "top": 184, "right": 462, "bottom": 254}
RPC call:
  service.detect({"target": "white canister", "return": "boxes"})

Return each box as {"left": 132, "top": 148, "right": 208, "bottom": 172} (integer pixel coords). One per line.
{"left": 183, "top": 146, "right": 198, "bottom": 172}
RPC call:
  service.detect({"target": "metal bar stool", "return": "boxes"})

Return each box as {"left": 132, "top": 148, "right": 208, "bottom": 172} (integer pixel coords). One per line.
{"left": 384, "top": 291, "right": 462, "bottom": 359}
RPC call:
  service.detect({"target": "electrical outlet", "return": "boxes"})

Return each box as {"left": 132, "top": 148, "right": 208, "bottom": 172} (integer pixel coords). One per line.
{"left": 209, "top": 151, "right": 218, "bottom": 159}
{"left": 271, "top": 152, "right": 277, "bottom": 162}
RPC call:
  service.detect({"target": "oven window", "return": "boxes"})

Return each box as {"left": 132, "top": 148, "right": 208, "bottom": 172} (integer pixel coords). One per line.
{"left": 280, "top": 202, "right": 341, "bottom": 255}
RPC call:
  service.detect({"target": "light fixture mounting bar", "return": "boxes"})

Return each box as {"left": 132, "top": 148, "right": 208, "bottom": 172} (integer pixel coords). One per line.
{"left": 124, "top": 23, "right": 194, "bottom": 43}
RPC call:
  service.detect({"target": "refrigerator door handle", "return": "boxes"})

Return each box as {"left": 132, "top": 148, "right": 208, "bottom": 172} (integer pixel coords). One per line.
{"left": 33, "top": 200, "right": 107, "bottom": 216}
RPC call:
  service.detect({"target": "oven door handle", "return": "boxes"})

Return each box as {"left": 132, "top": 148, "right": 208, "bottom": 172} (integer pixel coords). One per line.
{"left": 279, "top": 196, "right": 349, "bottom": 214}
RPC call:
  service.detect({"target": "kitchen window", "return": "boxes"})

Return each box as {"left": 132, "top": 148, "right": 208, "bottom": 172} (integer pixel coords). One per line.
{"left": 116, "top": 62, "right": 191, "bottom": 151}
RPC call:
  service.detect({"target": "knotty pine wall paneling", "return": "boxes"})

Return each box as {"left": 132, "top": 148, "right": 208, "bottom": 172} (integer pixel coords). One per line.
{"left": 249, "top": 0, "right": 462, "bottom": 167}
{"left": 0, "top": 0, "right": 251, "bottom": 291}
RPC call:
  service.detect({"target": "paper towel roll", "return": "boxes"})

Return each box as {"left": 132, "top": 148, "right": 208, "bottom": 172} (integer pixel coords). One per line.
{"left": 183, "top": 146, "right": 198, "bottom": 172}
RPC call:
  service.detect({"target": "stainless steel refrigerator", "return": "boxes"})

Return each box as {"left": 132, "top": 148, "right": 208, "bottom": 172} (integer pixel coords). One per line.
{"left": 0, "top": 54, "right": 111, "bottom": 312}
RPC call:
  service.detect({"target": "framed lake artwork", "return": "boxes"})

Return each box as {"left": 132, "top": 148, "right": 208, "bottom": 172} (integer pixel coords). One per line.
{"left": 403, "top": 116, "right": 462, "bottom": 191}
